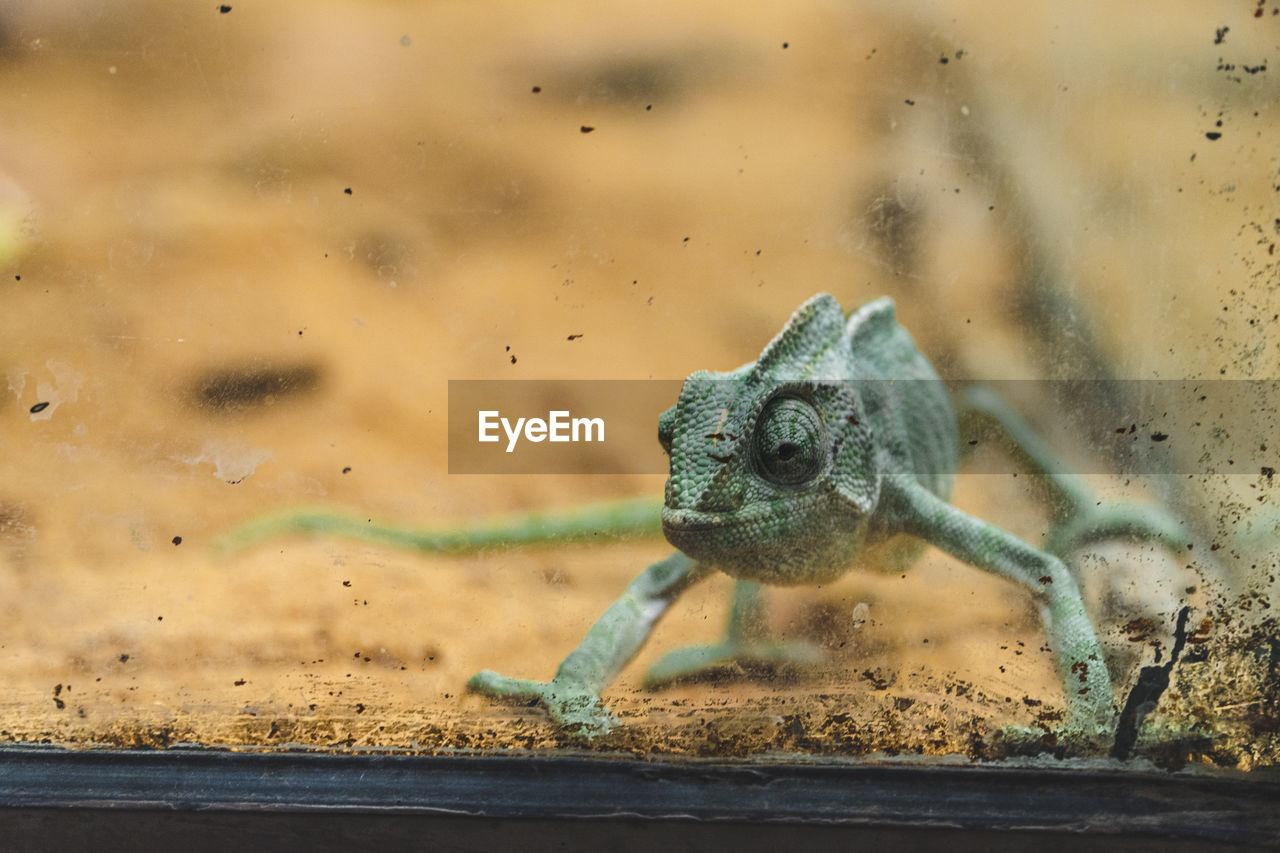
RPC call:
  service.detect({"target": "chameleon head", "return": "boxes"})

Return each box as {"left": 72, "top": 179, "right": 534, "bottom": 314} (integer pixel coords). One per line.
{"left": 658, "top": 296, "right": 882, "bottom": 586}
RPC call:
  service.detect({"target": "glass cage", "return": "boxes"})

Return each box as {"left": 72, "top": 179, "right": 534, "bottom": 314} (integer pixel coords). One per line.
{"left": 0, "top": 0, "right": 1276, "bottom": 846}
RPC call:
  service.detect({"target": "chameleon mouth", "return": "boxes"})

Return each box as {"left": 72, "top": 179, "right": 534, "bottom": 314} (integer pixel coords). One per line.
{"left": 661, "top": 507, "right": 741, "bottom": 534}
{"left": 661, "top": 495, "right": 861, "bottom": 586}
{"left": 661, "top": 494, "right": 827, "bottom": 536}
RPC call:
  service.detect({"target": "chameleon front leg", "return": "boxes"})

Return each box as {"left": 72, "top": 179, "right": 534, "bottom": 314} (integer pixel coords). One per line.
{"left": 467, "top": 551, "right": 711, "bottom": 737}
{"left": 959, "top": 386, "right": 1184, "bottom": 557}
{"left": 887, "top": 477, "right": 1116, "bottom": 738}
{"left": 641, "top": 580, "right": 822, "bottom": 689}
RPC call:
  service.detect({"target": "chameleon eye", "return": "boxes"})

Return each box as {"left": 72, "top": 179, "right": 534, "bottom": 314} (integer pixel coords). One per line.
{"left": 753, "top": 395, "right": 825, "bottom": 486}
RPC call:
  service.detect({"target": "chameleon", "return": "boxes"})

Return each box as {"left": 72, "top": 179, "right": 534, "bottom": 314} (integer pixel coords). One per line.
{"left": 223, "top": 293, "right": 1184, "bottom": 746}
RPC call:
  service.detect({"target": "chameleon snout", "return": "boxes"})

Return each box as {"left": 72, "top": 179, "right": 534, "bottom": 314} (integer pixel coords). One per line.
{"left": 660, "top": 505, "right": 740, "bottom": 560}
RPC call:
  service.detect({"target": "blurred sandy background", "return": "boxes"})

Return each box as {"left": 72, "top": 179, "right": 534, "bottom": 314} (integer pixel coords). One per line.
{"left": 0, "top": 1, "right": 1275, "bottom": 762}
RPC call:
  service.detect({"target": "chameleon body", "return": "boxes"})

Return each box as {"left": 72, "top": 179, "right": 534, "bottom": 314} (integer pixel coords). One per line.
{"left": 469, "top": 294, "right": 1153, "bottom": 739}
{"left": 225, "top": 293, "right": 1184, "bottom": 745}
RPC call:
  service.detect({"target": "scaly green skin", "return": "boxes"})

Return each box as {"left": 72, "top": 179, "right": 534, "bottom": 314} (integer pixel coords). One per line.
{"left": 225, "top": 294, "right": 1184, "bottom": 747}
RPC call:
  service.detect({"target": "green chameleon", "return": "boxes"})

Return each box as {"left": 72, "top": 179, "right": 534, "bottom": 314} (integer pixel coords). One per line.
{"left": 225, "top": 294, "right": 1182, "bottom": 745}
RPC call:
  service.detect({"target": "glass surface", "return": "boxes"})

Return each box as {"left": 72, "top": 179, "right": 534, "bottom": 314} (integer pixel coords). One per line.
{"left": 0, "top": 1, "right": 1275, "bottom": 772}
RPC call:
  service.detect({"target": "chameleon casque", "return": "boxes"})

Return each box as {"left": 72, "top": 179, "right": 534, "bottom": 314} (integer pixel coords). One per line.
{"left": 227, "top": 293, "right": 1183, "bottom": 746}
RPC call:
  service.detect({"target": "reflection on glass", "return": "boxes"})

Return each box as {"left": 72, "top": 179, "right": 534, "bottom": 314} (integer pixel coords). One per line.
{"left": 0, "top": 1, "right": 1274, "bottom": 771}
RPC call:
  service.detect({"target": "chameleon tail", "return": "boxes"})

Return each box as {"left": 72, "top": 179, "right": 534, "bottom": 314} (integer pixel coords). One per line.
{"left": 214, "top": 496, "right": 663, "bottom": 556}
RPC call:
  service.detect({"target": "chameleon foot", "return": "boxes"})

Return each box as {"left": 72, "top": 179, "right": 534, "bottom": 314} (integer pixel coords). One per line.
{"left": 642, "top": 639, "right": 823, "bottom": 690}
{"left": 466, "top": 670, "right": 618, "bottom": 738}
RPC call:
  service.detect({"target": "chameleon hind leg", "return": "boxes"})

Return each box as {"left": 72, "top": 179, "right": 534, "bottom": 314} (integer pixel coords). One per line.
{"left": 641, "top": 579, "right": 822, "bottom": 690}
{"left": 467, "top": 552, "right": 711, "bottom": 738}
{"left": 959, "top": 386, "right": 1185, "bottom": 558}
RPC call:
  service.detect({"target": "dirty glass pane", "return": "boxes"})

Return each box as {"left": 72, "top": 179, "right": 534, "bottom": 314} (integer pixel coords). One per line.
{"left": 0, "top": 0, "right": 1274, "bottom": 774}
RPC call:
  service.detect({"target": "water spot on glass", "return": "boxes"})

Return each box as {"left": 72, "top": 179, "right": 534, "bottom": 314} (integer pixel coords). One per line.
{"left": 180, "top": 439, "right": 273, "bottom": 484}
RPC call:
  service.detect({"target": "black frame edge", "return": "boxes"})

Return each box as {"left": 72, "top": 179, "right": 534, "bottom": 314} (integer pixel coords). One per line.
{"left": 0, "top": 748, "right": 1275, "bottom": 846}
